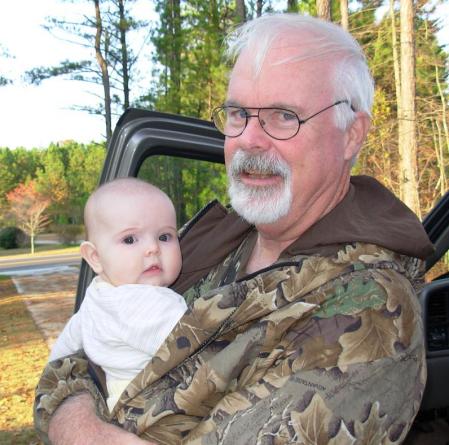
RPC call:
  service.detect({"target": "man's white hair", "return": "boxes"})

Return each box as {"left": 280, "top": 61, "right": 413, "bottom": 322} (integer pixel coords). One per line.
{"left": 225, "top": 13, "right": 374, "bottom": 130}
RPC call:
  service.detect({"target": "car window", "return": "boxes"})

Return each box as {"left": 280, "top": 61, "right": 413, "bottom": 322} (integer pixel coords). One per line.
{"left": 138, "top": 155, "right": 229, "bottom": 227}
{"left": 426, "top": 253, "right": 449, "bottom": 282}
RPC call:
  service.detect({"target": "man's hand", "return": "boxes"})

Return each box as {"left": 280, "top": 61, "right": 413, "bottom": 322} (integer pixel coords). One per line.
{"left": 48, "top": 392, "right": 154, "bottom": 445}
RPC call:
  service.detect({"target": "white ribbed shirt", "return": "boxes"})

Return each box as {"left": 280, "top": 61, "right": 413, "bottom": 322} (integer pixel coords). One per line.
{"left": 49, "top": 277, "right": 187, "bottom": 409}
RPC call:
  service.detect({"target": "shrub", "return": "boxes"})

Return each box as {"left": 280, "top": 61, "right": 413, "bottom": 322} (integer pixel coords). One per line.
{"left": 0, "top": 227, "right": 27, "bottom": 249}
{"left": 51, "top": 224, "right": 85, "bottom": 245}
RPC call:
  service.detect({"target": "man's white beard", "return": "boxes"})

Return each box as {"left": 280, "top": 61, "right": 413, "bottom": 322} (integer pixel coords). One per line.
{"left": 228, "top": 149, "right": 292, "bottom": 225}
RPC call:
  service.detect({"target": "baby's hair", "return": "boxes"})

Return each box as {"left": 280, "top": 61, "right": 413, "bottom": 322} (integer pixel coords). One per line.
{"left": 84, "top": 177, "right": 172, "bottom": 240}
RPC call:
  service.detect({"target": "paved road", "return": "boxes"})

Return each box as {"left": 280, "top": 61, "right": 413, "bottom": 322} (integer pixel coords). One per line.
{"left": 0, "top": 251, "right": 81, "bottom": 275}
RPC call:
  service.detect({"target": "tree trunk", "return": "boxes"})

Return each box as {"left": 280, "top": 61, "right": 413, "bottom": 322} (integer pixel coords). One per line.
{"left": 168, "top": 0, "right": 182, "bottom": 113}
{"left": 235, "top": 0, "right": 246, "bottom": 22}
{"left": 398, "top": 0, "right": 420, "bottom": 217}
{"left": 390, "top": 0, "right": 401, "bottom": 108}
{"left": 436, "top": 65, "right": 449, "bottom": 160}
{"left": 94, "top": 0, "right": 112, "bottom": 146}
{"left": 340, "top": 0, "right": 348, "bottom": 30}
{"left": 287, "top": 0, "right": 298, "bottom": 12}
{"left": 433, "top": 119, "right": 447, "bottom": 198}
{"left": 256, "top": 0, "right": 263, "bottom": 17}
{"left": 316, "top": 0, "right": 332, "bottom": 21}
{"left": 117, "top": 0, "right": 130, "bottom": 110}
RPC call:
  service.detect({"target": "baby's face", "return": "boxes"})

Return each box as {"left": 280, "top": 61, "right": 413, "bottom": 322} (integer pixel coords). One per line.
{"left": 91, "top": 190, "right": 181, "bottom": 287}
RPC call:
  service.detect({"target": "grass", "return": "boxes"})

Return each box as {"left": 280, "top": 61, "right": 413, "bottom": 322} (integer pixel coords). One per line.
{"left": 0, "top": 244, "right": 79, "bottom": 258}
{"left": 0, "top": 278, "right": 47, "bottom": 445}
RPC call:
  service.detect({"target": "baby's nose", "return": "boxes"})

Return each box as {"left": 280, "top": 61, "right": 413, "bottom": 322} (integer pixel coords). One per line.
{"left": 145, "top": 240, "right": 160, "bottom": 255}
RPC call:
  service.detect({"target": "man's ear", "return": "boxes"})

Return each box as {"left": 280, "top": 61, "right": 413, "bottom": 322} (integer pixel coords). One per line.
{"left": 80, "top": 241, "right": 103, "bottom": 275}
{"left": 343, "top": 112, "right": 371, "bottom": 161}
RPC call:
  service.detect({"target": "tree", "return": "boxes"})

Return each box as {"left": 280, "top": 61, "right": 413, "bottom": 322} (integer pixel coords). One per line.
{"left": 147, "top": 0, "right": 235, "bottom": 221}
{"left": 94, "top": 0, "right": 113, "bottom": 141}
{"left": 348, "top": 0, "right": 448, "bottom": 218}
{"left": 235, "top": 0, "right": 246, "bottom": 22}
{"left": 25, "top": 0, "right": 147, "bottom": 145}
{"left": 398, "top": 0, "right": 420, "bottom": 216}
{"left": 340, "top": 0, "right": 348, "bottom": 30}
{"left": 6, "top": 181, "right": 51, "bottom": 254}
{"left": 35, "top": 143, "right": 70, "bottom": 217}
{"left": 0, "top": 45, "right": 13, "bottom": 86}
{"left": 316, "top": 0, "right": 332, "bottom": 20}
{"left": 0, "top": 147, "right": 42, "bottom": 225}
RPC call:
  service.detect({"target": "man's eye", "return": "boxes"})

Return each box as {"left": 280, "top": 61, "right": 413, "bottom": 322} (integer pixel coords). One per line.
{"left": 122, "top": 235, "right": 137, "bottom": 245}
{"left": 275, "top": 110, "right": 297, "bottom": 121}
{"left": 228, "top": 108, "right": 247, "bottom": 120}
{"left": 159, "top": 233, "right": 171, "bottom": 242}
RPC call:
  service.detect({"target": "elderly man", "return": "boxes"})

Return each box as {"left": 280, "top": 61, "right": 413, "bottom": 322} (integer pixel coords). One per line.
{"left": 35, "top": 13, "right": 433, "bottom": 445}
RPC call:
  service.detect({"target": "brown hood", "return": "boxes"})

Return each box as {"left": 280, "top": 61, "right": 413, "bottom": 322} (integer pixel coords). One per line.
{"left": 173, "top": 175, "right": 434, "bottom": 294}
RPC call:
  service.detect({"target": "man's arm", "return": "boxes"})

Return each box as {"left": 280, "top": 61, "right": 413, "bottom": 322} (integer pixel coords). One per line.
{"left": 48, "top": 393, "right": 151, "bottom": 445}
{"left": 35, "top": 350, "right": 156, "bottom": 445}
{"left": 35, "top": 258, "right": 426, "bottom": 444}
{"left": 180, "top": 266, "right": 426, "bottom": 443}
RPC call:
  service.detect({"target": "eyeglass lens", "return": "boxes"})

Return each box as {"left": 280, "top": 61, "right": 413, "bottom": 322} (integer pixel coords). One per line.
{"left": 214, "top": 107, "right": 300, "bottom": 140}
{"left": 213, "top": 101, "right": 350, "bottom": 140}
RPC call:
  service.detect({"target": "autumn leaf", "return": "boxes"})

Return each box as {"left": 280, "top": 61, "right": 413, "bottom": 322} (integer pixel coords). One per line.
{"left": 292, "top": 335, "right": 342, "bottom": 371}
{"left": 353, "top": 401, "right": 388, "bottom": 444}
{"left": 338, "top": 310, "right": 398, "bottom": 366}
{"left": 328, "top": 421, "right": 356, "bottom": 445}
{"left": 290, "top": 393, "right": 333, "bottom": 445}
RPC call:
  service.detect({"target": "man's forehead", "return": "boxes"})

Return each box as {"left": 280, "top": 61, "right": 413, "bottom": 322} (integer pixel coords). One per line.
{"left": 228, "top": 49, "right": 334, "bottom": 106}
{"left": 232, "top": 42, "right": 335, "bottom": 84}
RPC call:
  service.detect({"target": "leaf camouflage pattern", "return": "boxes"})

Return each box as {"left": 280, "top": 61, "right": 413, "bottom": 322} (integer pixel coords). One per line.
{"left": 34, "top": 178, "right": 431, "bottom": 444}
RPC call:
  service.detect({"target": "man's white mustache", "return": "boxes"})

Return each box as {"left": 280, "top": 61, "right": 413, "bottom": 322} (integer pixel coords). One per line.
{"left": 229, "top": 150, "right": 290, "bottom": 180}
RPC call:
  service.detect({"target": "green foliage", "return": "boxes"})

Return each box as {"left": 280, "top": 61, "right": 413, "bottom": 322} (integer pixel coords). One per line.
{"left": 4, "top": 0, "right": 449, "bottom": 226}
{"left": 0, "top": 142, "right": 106, "bottom": 230}
{"left": 26, "top": 0, "right": 149, "bottom": 142}
{"left": 51, "top": 224, "right": 84, "bottom": 245}
{"left": 138, "top": 156, "right": 228, "bottom": 227}
{"left": 149, "top": 0, "right": 235, "bottom": 118}
{"left": 0, "top": 227, "right": 26, "bottom": 250}
{"left": 24, "top": 60, "right": 92, "bottom": 85}
{"left": 0, "top": 147, "right": 42, "bottom": 225}
{"left": 34, "top": 141, "right": 106, "bottom": 224}
{"left": 342, "top": 1, "right": 449, "bottom": 214}
{"left": 0, "top": 43, "right": 13, "bottom": 86}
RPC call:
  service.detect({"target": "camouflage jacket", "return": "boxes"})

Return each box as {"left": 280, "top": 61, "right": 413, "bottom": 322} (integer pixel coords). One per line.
{"left": 34, "top": 176, "right": 434, "bottom": 444}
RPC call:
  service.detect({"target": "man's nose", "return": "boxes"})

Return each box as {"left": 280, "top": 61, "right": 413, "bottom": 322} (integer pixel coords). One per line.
{"left": 238, "top": 115, "right": 270, "bottom": 148}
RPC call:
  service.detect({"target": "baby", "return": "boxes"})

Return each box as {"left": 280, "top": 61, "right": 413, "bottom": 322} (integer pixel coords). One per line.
{"left": 49, "top": 177, "right": 187, "bottom": 411}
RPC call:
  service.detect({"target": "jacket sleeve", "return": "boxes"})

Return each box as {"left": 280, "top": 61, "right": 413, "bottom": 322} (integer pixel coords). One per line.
{"left": 183, "top": 354, "right": 424, "bottom": 444}
{"left": 34, "top": 352, "right": 109, "bottom": 444}
{"left": 34, "top": 263, "right": 426, "bottom": 444}
{"left": 179, "top": 267, "right": 426, "bottom": 444}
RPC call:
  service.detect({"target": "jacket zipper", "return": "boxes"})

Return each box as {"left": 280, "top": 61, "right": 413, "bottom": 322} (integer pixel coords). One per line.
{"left": 174, "top": 259, "right": 303, "bottom": 370}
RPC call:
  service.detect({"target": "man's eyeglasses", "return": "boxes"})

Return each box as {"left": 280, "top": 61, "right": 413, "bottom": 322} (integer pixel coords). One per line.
{"left": 212, "top": 100, "right": 352, "bottom": 141}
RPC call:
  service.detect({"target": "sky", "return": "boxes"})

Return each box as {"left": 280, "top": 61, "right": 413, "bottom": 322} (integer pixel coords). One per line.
{"left": 0, "top": 0, "right": 154, "bottom": 149}
{"left": 1, "top": 1, "right": 449, "bottom": 150}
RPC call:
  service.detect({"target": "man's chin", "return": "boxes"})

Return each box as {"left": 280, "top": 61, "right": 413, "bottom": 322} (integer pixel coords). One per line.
{"left": 228, "top": 180, "right": 292, "bottom": 225}
{"left": 231, "top": 199, "right": 289, "bottom": 225}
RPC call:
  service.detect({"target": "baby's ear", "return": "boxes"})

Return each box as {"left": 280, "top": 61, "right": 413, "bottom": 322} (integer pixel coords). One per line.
{"left": 80, "top": 241, "right": 103, "bottom": 274}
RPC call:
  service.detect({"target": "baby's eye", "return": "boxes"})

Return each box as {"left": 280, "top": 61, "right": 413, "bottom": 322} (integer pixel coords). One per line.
{"left": 122, "top": 235, "right": 137, "bottom": 245}
{"left": 159, "top": 233, "right": 172, "bottom": 242}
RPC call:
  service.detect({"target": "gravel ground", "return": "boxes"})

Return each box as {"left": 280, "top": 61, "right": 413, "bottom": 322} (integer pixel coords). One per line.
{"left": 12, "top": 269, "right": 78, "bottom": 349}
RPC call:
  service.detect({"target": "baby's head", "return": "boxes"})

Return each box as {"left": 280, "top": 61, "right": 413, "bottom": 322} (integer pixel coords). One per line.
{"left": 80, "top": 177, "right": 182, "bottom": 287}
